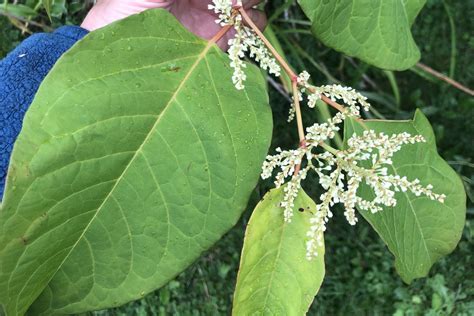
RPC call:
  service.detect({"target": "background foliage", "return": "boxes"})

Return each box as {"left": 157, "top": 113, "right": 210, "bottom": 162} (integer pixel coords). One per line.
{"left": 0, "top": 0, "right": 472, "bottom": 314}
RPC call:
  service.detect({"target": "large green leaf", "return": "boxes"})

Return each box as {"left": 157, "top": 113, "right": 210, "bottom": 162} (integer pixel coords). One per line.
{"left": 0, "top": 9, "right": 272, "bottom": 315}
{"left": 233, "top": 187, "right": 325, "bottom": 315}
{"left": 344, "top": 110, "right": 466, "bottom": 283}
{"left": 298, "top": 0, "right": 426, "bottom": 70}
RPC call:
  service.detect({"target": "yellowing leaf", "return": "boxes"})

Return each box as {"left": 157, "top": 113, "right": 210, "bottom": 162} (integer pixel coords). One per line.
{"left": 233, "top": 187, "right": 325, "bottom": 315}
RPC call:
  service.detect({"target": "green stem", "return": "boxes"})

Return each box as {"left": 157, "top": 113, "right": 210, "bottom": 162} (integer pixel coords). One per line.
{"left": 320, "top": 142, "right": 339, "bottom": 155}
{"left": 442, "top": 0, "right": 457, "bottom": 78}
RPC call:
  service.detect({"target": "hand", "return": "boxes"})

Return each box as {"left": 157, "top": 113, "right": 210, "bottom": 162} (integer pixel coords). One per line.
{"left": 81, "top": 0, "right": 266, "bottom": 49}
{"left": 169, "top": 0, "right": 266, "bottom": 49}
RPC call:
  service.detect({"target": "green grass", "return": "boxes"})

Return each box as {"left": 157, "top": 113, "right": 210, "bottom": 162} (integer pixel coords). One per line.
{"left": 1, "top": 0, "right": 473, "bottom": 314}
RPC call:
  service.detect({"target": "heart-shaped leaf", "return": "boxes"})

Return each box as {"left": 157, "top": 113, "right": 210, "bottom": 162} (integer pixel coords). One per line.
{"left": 298, "top": 0, "right": 426, "bottom": 70}
{"left": 233, "top": 187, "right": 325, "bottom": 315}
{"left": 0, "top": 9, "right": 272, "bottom": 315}
{"left": 344, "top": 110, "right": 466, "bottom": 283}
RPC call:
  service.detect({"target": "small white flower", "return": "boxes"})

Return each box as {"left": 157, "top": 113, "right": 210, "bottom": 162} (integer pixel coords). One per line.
{"left": 210, "top": 0, "right": 281, "bottom": 90}
{"left": 227, "top": 24, "right": 248, "bottom": 90}
{"left": 307, "top": 93, "right": 320, "bottom": 108}
{"left": 210, "top": 2, "right": 446, "bottom": 262}
{"left": 228, "top": 26, "right": 280, "bottom": 89}
{"left": 288, "top": 105, "right": 296, "bottom": 122}
{"left": 292, "top": 74, "right": 371, "bottom": 122}
{"left": 262, "top": 127, "right": 445, "bottom": 260}
{"left": 209, "top": 0, "right": 235, "bottom": 26}
{"left": 297, "top": 71, "right": 311, "bottom": 86}
{"left": 245, "top": 28, "right": 281, "bottom": 77}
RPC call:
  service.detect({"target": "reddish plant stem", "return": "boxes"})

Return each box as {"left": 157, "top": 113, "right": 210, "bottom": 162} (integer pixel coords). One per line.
{"left": 305, "top": 86, "right": 346, "bottom": 113}
{"left": 238, "top": 8, "right": 297, "bottom": 79}
{"left": 239, "top": 8, "right": 348, "bottom": 115}
{"left": 238, "top": 8, "right": 360, "bottom": 173}
{"left": 292, "top": 78, "right": 306, "bottom": 175}
{"left": 321, "top": 95, "right": 346, "bottom": 113}
{"left": 239, "top": 7, "right": 306, "bottom": 151}
{"left": 240, "top": 7, "right": 309, "bottom": 176}
{"left": 293, "top": 138, "right": 307, "bottom": 176}
{"left": 292, "top": 80, "right": 306, "bottom": 146}
{"left": 416, "top": 62, "right": 474, "bottom": 97}
{"left": 293, "top": 165, "right": 302, "bottom": 177}
{"left": 210, "top": 24, "right": 233, "bottom": 44}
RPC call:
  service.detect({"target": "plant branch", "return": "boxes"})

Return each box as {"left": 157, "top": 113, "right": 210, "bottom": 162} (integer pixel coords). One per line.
{"left": 238, "top": 7, "right": 372, "bottom": 169}
{"left": 320, "top": 142, "right": 339, "bottom": 155}
{"left": 239, "top": 8, "right": 352, "bottom": 117}
{"left": 416, "top": 62, "right": 474, "bottom": 97}
{"left": 211, "top": 24, "right": 233, "bottom": 44}
{"left": 266, "top": 76, "right": 292, "bottom": 102}
{"left": 240, "top": 6, "right": 307, "bottom": 171}
{"left": 238, "top": 8, "right": 297, "bottom": 79}
{"left": 292, "top": 80, "right": 306, "bottom": 145}
{"left": 0, "top": 11, "right": 53, "bottom": 32}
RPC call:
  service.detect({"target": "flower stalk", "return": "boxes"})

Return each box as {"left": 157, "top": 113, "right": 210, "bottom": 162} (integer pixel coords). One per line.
{"left": 238, "top": 8, "right": 297, "bottom": 79}
{"left": 210, "top": 24, "right": 234, "bottom": 44}
{"left": 209, "top": 0, "right": 446, "bottom": 260}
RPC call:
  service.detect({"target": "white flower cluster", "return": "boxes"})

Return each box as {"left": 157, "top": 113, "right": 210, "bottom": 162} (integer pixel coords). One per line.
{"left": 208, "top": 0, "right": 238, "bottom": 26}
{"left": 287, "top": 93, "right": 303, "bottom": 122}
{"left": 209, "top": 0, "right": 281, "bottom": 90}
{"left": 210, "top": 1, "right": 446, "bottom": 262}
{"left": 262, "top": 126, "right": 446, "bottom": 260}
{"left": 228, "top": 24, "right": 248, "bottom": 90}
{"left": 305, "top": 112, "right": 345, "bottom": 143}
{"left": 262, "top": 147, "right": 307, "bottom": 221}
{"left": 289, "top": 71, "right": 370, "bottom": 121}
{"left": 313, "top": 85, "right": 370, "bottom": 113}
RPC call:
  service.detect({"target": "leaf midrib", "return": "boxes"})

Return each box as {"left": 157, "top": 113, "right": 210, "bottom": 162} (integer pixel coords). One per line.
{"left": 15, "top": 39, "right": 217, "bottom": 314}
{"left": 307, "top": 0, "right": 419, "bottom": 68}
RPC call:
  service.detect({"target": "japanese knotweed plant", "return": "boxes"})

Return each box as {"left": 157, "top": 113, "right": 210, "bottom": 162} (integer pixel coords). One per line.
{"left": 0, "top": 1, "right": 466, "bottom": 315}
